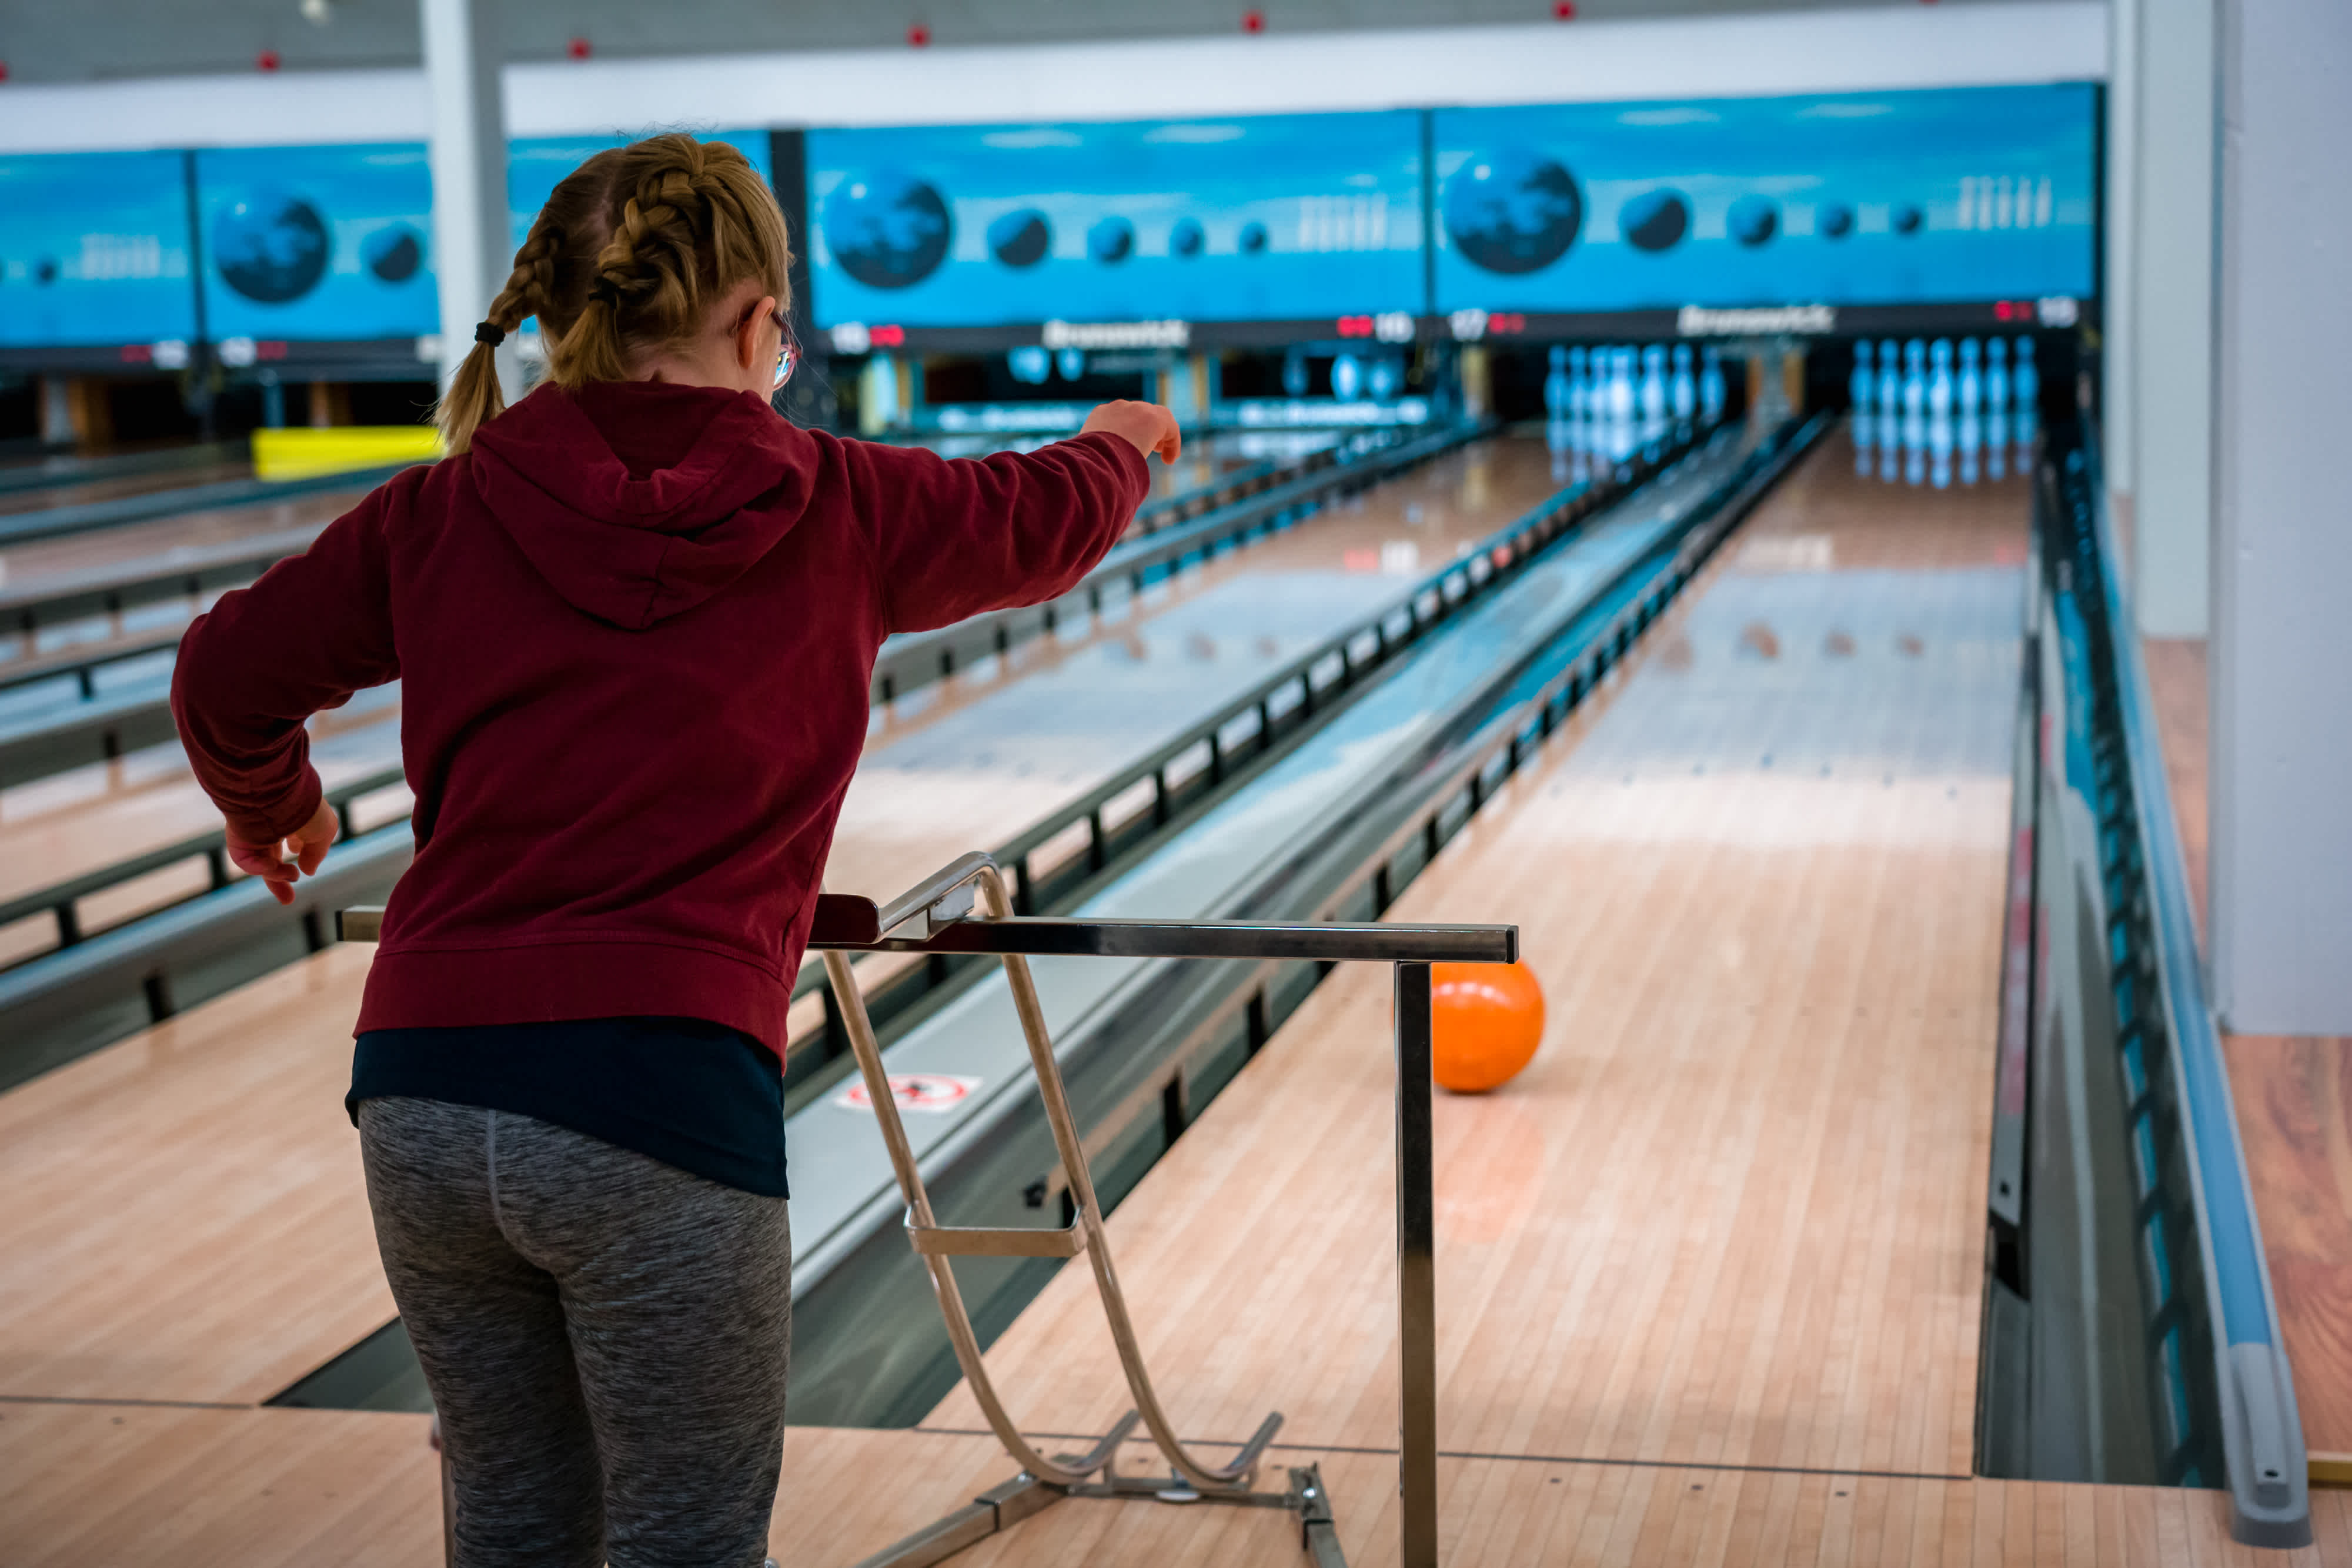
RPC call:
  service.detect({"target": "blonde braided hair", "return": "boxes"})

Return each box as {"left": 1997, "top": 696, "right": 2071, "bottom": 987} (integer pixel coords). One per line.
{"left": 552, "top": 135, "right": 794, "bottom": 388}
{"left": 435, "top": 135, "right": 793, "bottom": 455}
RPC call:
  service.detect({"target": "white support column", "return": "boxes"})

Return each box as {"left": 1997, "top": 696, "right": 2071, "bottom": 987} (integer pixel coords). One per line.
{"left": 2131, "top": 0, "right": 2216, "bottom": 637}
{"left": 421, "top": 0, "right": 511, "bottom": 396}
{"left": 2103, "top": 0, "right": 2141, "bottom": 520}
{"left": 2210, "top": 0, "right": 2352, "bottom": 1032}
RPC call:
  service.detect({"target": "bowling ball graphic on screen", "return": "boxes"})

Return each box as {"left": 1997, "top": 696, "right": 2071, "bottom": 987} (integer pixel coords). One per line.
{"left": 1444, "top": 149, "right": 1582, "bottom": 275}
{"left": 987, "top": 208, "right": 1050, "bottom": 269}
{"left": 1620, "top": 189, "right": 1689, "bottom": 253}
{"left": 1087, "top": 216, "right": 1135, "bottom": 265}
{"left": 365, "top": 223, "right": 424, "bottom": 284}
{"left": 1818, "top": 202, "right": 1855, "bottom": 240}
{"left": 1238, "top": 220, "right": 1269, "bottom": 255}
{"left": 1729, "top": 195, "right": 1778, "bottom": 248}
{"left": 1169, "top": 217, "right": 1205, "bottom": 258}
{"left": 823, "top": 170, "right": 951, "bottom": 290}
{"left": 213, "top": 193, "right": 331, "bottom": 304}
{"left": 1893, "top": 204, "right": 1925, "bottom": 236}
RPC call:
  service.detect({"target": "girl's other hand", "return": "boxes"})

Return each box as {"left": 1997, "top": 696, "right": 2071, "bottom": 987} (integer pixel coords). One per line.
{"left": 227, "top": 797, "right": 342, "bottom": 906}
{"left": 1080, "top": 400, "right": 1182, "bottom": 464}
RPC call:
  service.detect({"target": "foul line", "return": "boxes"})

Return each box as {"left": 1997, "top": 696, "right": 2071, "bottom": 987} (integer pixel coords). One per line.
{"left": 910, "top": 1425, "right": 1970, "bottom": 1485}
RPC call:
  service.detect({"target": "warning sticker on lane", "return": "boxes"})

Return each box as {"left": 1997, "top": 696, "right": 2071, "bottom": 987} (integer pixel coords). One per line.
{"left": 833, "top": 1074, "right": 983, "bottom": 1115}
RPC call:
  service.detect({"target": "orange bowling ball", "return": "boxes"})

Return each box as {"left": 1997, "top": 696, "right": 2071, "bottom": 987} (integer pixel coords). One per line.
{"left": 1429, "top": 961, "right": 1546, "bottom": 1093}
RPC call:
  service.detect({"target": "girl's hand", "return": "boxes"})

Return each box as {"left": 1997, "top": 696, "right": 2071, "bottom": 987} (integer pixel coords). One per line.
{"left": 228, "top": 798, "right": 340, "bottom": 906}
{"left": 1080, "top": 400, "right": 1182, "bottom": 464}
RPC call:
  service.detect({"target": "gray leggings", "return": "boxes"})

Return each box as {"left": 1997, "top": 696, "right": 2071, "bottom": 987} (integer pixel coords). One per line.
{"left": 359, "top": 1097, "right": 790, "bottom": 1568}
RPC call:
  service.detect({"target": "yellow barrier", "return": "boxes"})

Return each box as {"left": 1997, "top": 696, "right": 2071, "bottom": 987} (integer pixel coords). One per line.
{"left": 253, "top": 425, "right": 443, "bottom": 482}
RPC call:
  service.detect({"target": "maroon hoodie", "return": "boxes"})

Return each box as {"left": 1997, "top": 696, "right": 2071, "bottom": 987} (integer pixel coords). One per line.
{"left": 171, "top": 381, "right": 1147, "bottom": 1052}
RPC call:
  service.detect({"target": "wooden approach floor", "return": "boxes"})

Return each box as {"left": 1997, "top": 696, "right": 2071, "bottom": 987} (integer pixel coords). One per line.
{"left": 6, "top": 445, "right": 2350, "bottom": 1563}
{"left": 2143, "top": 636, "right": 2352, "bottom": 1480}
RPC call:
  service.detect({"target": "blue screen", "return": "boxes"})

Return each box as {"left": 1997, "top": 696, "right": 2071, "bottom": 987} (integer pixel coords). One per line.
{"left": 508, "top": 131, "right": 774, "bottom": 251}
{"left": 806, "top": 112, "right": 1426, "bottom": 330}
{"left": 1432, "top": 84, "right": 2097, "bottom": 316}
{"left": 196, "top": 142, "right": 436, "bottom": 343}
{"left": 0, "top": 151, "right": 198, "bottom": 349}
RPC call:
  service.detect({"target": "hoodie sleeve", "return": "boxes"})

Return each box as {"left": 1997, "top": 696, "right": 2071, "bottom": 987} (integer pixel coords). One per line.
{"left": 840, "top": 431, "right": 1151, "bottom": 634}
{"left": 170, "top": 472, "right": 408, "bottom": 845}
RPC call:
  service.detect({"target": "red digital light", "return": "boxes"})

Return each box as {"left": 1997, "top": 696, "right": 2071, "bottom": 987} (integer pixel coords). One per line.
{"left": 1241, "top": 8, "right": 1266, "bottom": 33}
{"left": 0, "top": 61, "right": 11, "bottom": 83}
{"left": 119, "top": 344, "right": 153, "bottom": 364}
{"left": 907, "top": 23, "right": 931, "bottom": 46}
{"left": 1486, "top": 312, "right": 1528, "bottom": 336}
{"left": 566, "top": 36, "right": 592, "bottom": 59}
{"left": 1553, "top": 1, "right": 1577, "bottom": 18}
{"left": 258, "top": 340, "right": 289, "bottom": 361}
{"left": 1336, "top": 315, "right": 1375, "bottom": 338}
{"left": 256, "top": 49, "right": 281, "bottom": 72}
{"left": 870, "top": 325, "right": 906, "bottom": 348}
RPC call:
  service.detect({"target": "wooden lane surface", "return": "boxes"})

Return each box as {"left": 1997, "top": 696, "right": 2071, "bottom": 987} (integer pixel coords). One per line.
{"left": 0, "top": 459, "right": 252, "bottom": 520}
{"left": 923, "top": 446, "right": 2027, "bottom": 1484}
{"left": 0, "top": 487, "right": 366, "bottom": 604}
{"left": 6, "top": 445, "right": 2351, "bottom": 1560}
{"left": 7, "top": 1406, "right": 2348, "bottom": 1566}
{"left": 2143, "top": 634, "right": 2352, "bottom": 1479}
{"left": 0, "top": 944, "right": 393, "bottom": 1405}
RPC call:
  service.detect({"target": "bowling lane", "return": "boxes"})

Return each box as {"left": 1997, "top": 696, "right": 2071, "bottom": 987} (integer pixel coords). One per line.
{"left": 0, "top": 456, "right": 254, "bottom": 520}
{"left": 926, "top": 440, "right": 2031, "bottom": 1485}
{"left": 824, "top": 432, "right": 1568, "bottom": 904}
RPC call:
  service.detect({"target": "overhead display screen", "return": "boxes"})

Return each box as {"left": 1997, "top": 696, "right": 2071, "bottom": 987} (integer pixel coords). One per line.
{"left": 806, "top": 112, "right": 1426, "bottom": 336}
{"left": 195, "top": 142, "right": 437, "bottom": 345}
{"left": 1431, "top": 84, "right": 2097, "bottom": 321}
{"left": 0, "top": 151, "right": 198, "bottom": 350}
{"left": 508, "top": 131, "right": 774, "bottom": 252}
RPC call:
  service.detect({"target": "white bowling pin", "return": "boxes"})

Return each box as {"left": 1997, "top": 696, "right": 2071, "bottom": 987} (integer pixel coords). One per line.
{"left": 1566, "top": 346, "right": 1589, "bottom": 420}
{"left": 1956, "top": 338, "right": 1982, "bottom": 419}
{"left": 1544, "top": 346, "right": 1571, "bottom": 420}
{"left": 1850, "top": 340, "right": 1875, "bottom": 452}
{"left": 1671, "top": 344, "right": 1697, "bottom": 422}
{"left": 1609, "top": 347, "right": 1636, "bottom": 423}
{"left": 1639, "top": 345, "right": 1668, "bottom": 429}
{"left": 1699, "top": 346, "right": 1727, "bottom": 424}
{"left": 1927, "top": 339, "right": 1954, "bottom": 420}
{"left": 2012, "top": 336, "right": 2039, "bottom": 463}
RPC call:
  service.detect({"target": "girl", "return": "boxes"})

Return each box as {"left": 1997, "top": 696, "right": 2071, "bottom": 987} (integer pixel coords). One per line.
{"left": 171, "top": 133, "right": 1178, "bottom": 1567}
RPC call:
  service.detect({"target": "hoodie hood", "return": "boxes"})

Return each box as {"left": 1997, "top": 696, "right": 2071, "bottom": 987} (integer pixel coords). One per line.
{"left": 468, "top": 380, "right": 816, "bottom": 629}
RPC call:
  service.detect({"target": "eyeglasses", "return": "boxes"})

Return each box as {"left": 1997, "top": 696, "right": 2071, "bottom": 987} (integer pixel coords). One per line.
{"left": 770, "top": 307, "right": 799, "bottom": 392}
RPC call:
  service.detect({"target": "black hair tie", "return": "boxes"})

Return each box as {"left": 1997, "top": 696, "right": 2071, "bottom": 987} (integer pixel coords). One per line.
{"left": 590, "top": 279, "right": 622, "bottom": 306}
{"left": 473, "top": 320, "right": 506, "bottom": 346}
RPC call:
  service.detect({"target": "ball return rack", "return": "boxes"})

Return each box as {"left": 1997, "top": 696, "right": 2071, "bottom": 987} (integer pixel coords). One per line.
{"left": 340, "top": 851, "right": 1515, "bottom": 1568}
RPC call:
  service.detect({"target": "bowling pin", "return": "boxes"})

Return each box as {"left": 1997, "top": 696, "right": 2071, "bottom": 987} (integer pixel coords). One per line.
{"left": 1956, "top": 338, "right": 1982, "bottom": 419}
{"left": 1850, "top": 340, "right": 1875, "bottom": 467}
{"left": 2012, "top": 336, "right": 2039, "bottom": 419}
{"left": 1565, "top": 346, "right": 1589, "bottom": 419}
{"left": 1368, "top": 356, "right": 1401, "bottom": 400}
{"left": 1699, "top": 346, "right": 1726, "bottom": 425}
{"left": 1639, "top": 345, "right": 1669, "bottom": 435}
{"left": 1876, "top": 338, "right": 1901, "bottom": 478}
{"left": 1544, "top": 346, "right": 1571, "bottom": 420}
{"left": 1984, "top": 338, "right": 2011, "bottom": 480}
{"left": 1607, "top": 346, "right": 1636, "bottom": 423}
{"left": 1332, "top": 353, "right": 1362, "bottom": 402}
{"left": 1903, "top": 340, "right": 1927, "bottom": 486}
{"left": 1671, "top": 344, "right": 1697, "bottom": 423}
{"left": 1927, "top": 339, "right": 1954, "bottom": 420}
